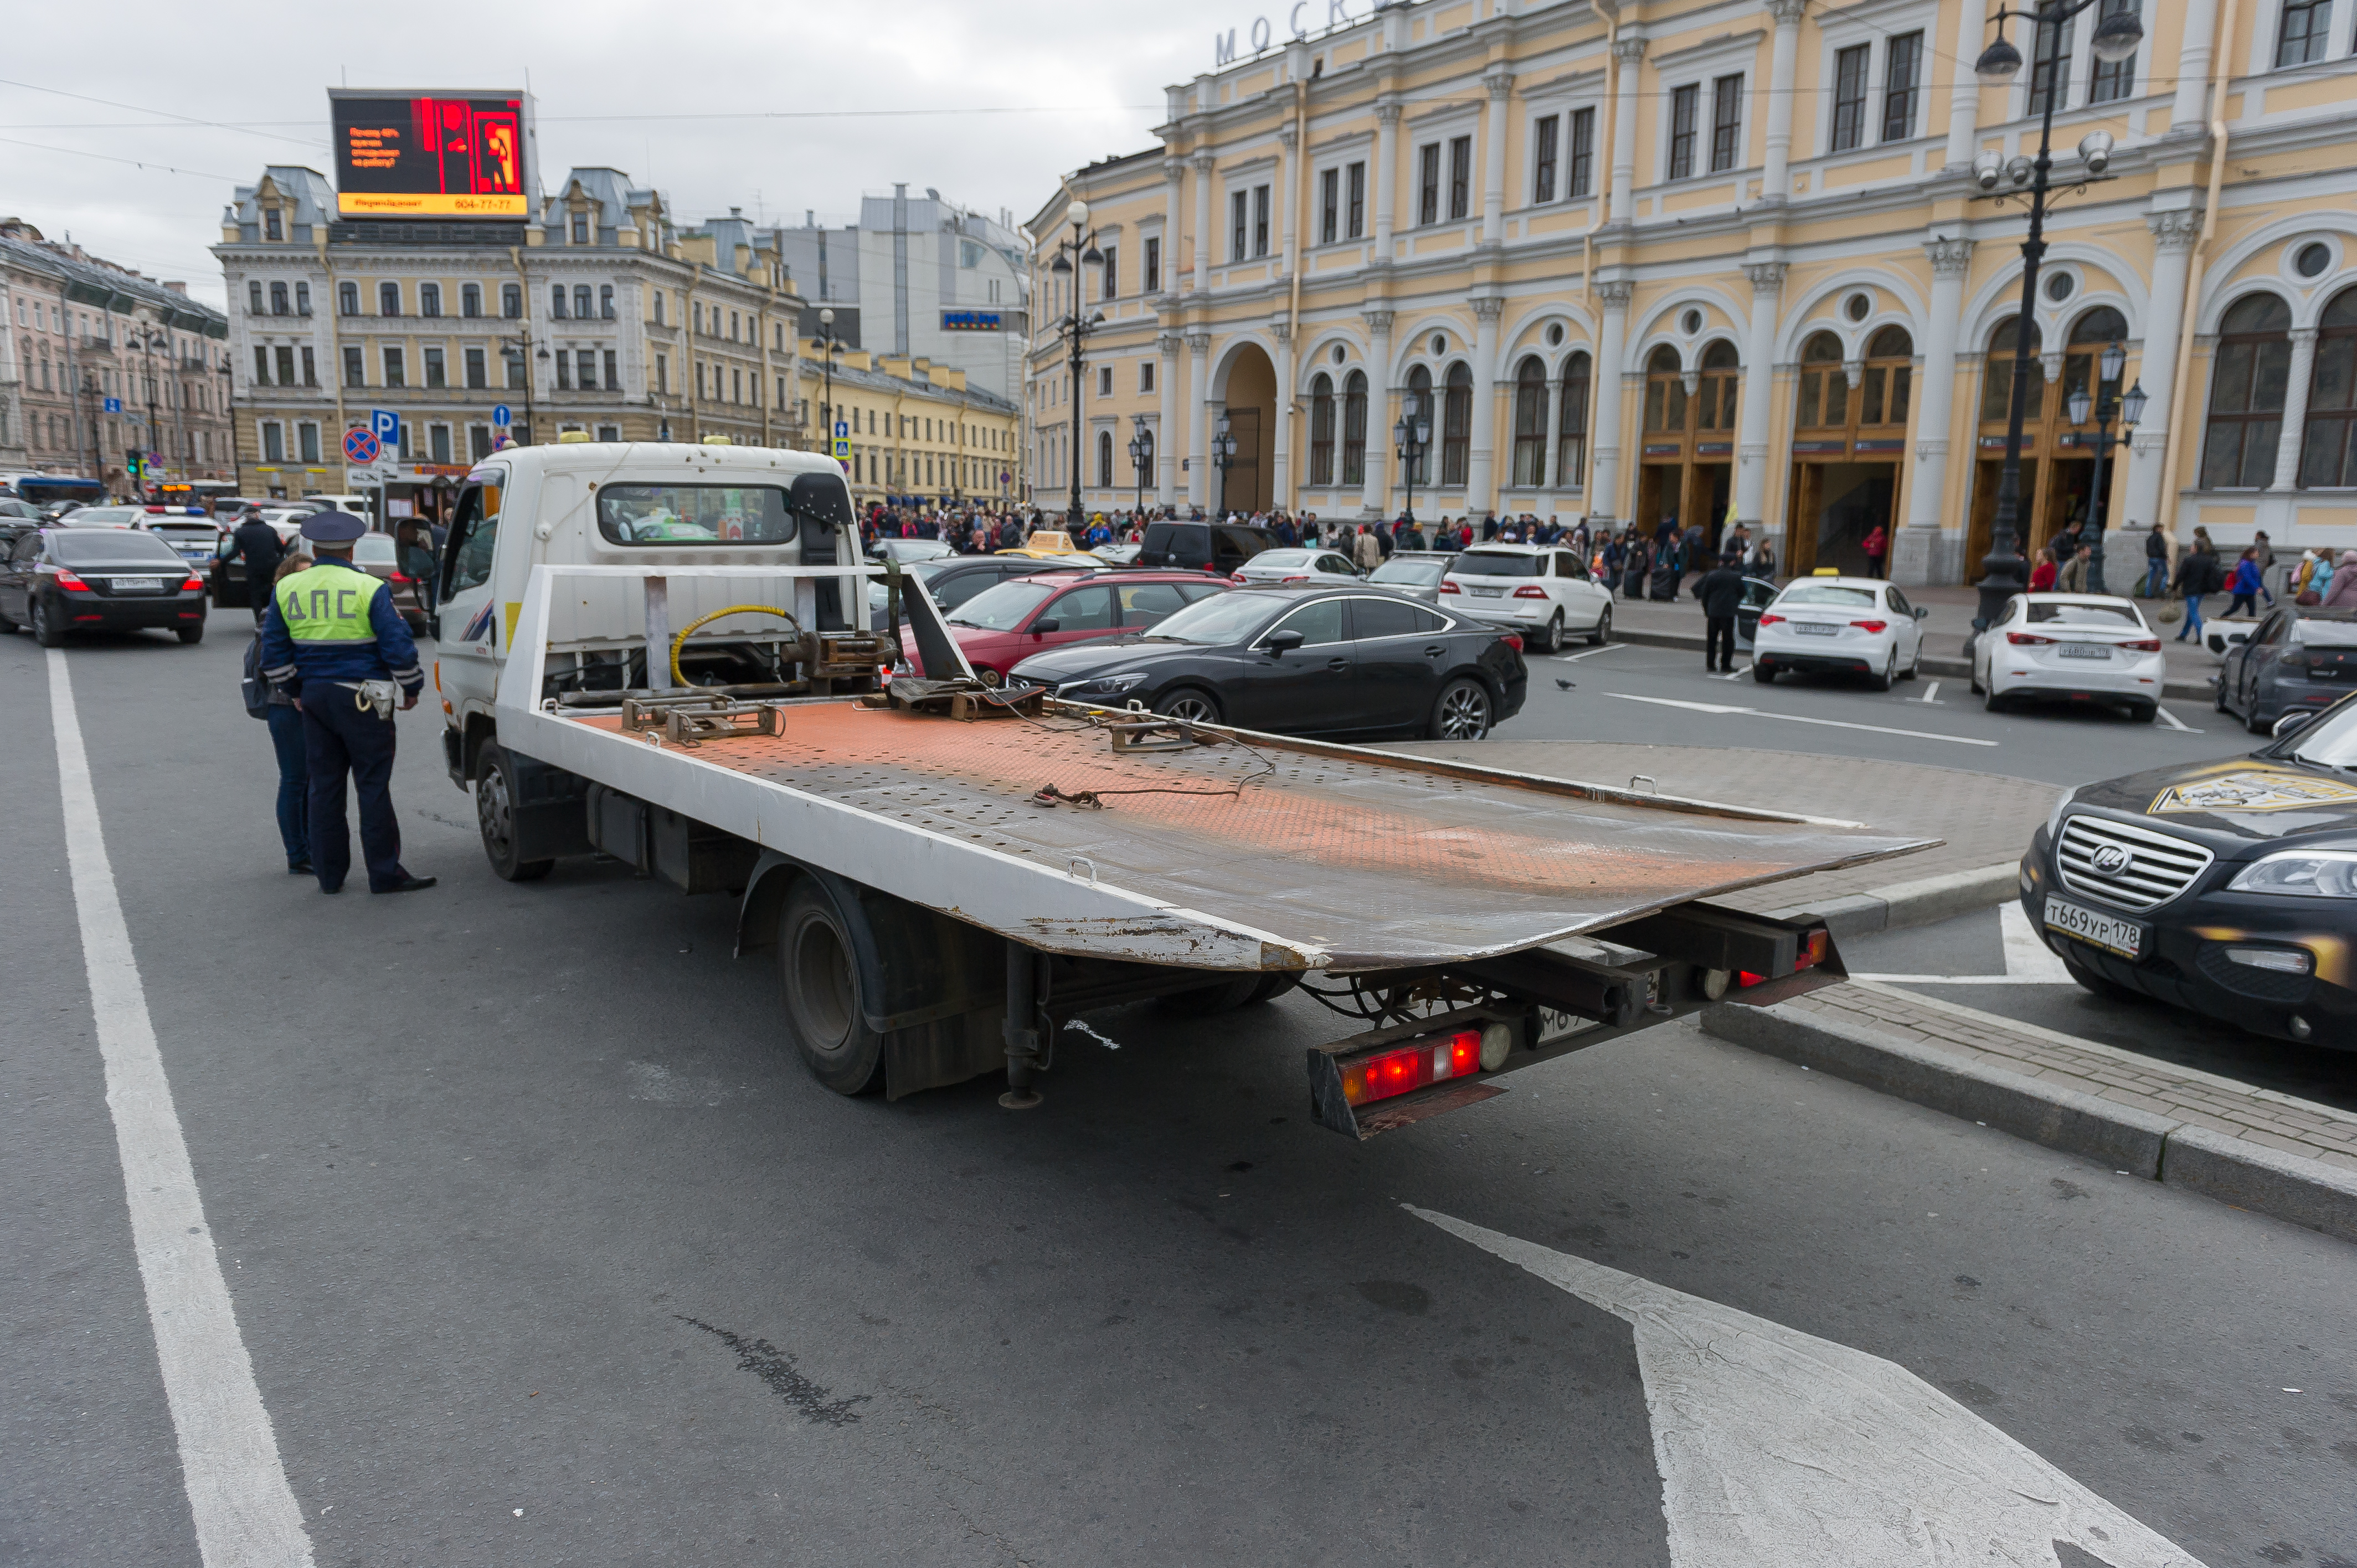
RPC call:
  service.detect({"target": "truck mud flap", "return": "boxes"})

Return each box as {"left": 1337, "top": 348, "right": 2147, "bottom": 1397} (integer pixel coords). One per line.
{"left": 502, "top": 748, "right": 594, "bottom": 863}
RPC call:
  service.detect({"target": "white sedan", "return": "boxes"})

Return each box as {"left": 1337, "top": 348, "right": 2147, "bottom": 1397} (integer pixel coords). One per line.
{"left": 1231, "top": 546, "right": 1362, "bottom": 586}
{"left": 1969, "top": 592, "right": 2164, "bottom": 721}
{"left": 1438, "top": 542, "right": 1614, "bottom": 653}
{"left": 1753, "top": 576, "right": 1927, "bottom": 690}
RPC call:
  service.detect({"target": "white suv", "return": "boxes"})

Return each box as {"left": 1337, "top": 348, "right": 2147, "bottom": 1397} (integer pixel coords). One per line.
{"left": 1438, "top": 543, "right": 1613, "bottom": 653}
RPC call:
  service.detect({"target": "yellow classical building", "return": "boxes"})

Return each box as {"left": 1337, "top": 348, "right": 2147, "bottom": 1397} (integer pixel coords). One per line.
{"left": 1029, "top": 0, "right": 2357, "bottom": 582}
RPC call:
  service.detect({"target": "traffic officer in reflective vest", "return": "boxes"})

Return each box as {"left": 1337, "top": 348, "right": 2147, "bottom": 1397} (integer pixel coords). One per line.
{"left": 258, "top": 512, "right": 436, "bottom": 894}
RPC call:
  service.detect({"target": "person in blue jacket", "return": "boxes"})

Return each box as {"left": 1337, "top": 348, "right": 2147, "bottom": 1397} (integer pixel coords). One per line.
{"left": 258, "top": 512, "right": 435, "bottom": 895}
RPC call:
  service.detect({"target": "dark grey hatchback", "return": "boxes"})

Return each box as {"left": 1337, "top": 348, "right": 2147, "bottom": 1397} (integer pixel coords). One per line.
{"left": 2215, "top": 606, "right": 2357, "bottom": 735}
{"left": 0, "top": 527, "right": 209, "bottom": 646}
{"left": 1006, "top": 584, "right": 1527, "bottom": 741}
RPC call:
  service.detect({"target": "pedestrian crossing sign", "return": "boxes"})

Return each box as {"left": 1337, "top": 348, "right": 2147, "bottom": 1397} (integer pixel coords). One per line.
{"left": 833, "top": 437, "right": 851, "bottom": 458}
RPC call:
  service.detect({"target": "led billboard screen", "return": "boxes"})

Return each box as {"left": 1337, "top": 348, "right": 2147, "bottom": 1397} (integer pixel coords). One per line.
{"left": 330, "top": 90, "right": 532, "bottom": 218}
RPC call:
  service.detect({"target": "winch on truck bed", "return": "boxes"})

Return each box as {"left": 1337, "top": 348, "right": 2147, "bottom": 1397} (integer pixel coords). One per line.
{"left": 433, "top": 443, "right": 1935, "bottom": 1138}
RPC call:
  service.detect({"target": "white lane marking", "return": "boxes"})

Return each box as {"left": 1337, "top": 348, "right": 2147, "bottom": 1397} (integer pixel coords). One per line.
{"left": 1709, "top": 663, "right": 1752, "bottom": 682}
{"left": 1556, "top": 641, "right": 1627, "bottom": 662}
{"left": 1606, "top": 692, "right": 1999, "bottom": 746}
{"left": 1916, "top": 680, "right": 1942, "bottom": 704}
{"left": 47, "top": 651, "right": 316, "bottom": 1566}
{"left": 1407, "top": 1206, "right": 2206, "bottom": 1568}
{"left": 1858, "top": 900, "right": 2081, "bottom": 985}
{"left": 2154, "top": 705, "right": 2200, "bottom": 734}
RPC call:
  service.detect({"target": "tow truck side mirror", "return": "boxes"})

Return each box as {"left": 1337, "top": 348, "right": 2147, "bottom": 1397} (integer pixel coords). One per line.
{"left": 1263, "top": 628, "right": 1305, "bottom": 654}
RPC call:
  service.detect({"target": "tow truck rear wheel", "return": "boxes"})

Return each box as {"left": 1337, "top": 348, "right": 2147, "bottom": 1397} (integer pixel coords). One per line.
{"left": 476, "top": 746, "right": 554, "bottom": 882}
{"left": 780, "top": 881, "right": 887, "bottom": 1094}
{"left": 1156, "top": 975, "right": 1266, "bottom": 1015}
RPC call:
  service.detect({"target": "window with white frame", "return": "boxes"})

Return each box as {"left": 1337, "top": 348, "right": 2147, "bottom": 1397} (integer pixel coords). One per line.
{"left": 2277, "top": 0, "right": 2330, "bottom": 65}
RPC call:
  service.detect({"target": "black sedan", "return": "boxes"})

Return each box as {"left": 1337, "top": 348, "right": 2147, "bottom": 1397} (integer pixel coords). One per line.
{"left": 2214, "top": 605, "right": 2357, "bottom": 734}
{"left": 1, "top": 526, "right": 209, "bottom": 646}
{"left": 2021, "top": 699, "right": 2357, "bottom": 1046}
{"left": 1008, "top": 584, "right": 1527, "bottom": 741}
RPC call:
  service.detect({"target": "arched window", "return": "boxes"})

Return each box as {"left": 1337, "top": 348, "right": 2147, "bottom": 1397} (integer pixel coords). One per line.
{"left": 1558, "top": 352, "right": 1591, "bottom": 487}
{"left": 1797, "top": 333, "right": 1847, "bottom": 429}
{"left": 1861, "top": 326, "right": 1913, "bottom": 427}
{"left": 501, "top": 283, "right": 522, "bottom": 319}
{"left": 378, "top": 281, "right": 400, "bottom": 317}
{"left": 550, "top": 285, "right": 568, "bottom": 320}
{"left": 461, "top": 283, "right": 482, "bottom": 318}
{"left": 1342, "top": 369, "right": 1368, "bottom": 486}
{"left": 1979, "top": 317, "right": 2043, "bottom": 422}
{"left": 2201, "top": 295, "right": 2292, "bottom": 491}
{"left": 1644, "top": 344, "right": 1687, "bottom": 433}
{"left": 1511, "top": 356, "right": 1548, "bottom": 486}
{"left": 419, "top": 282, "right": 441, "bottom": 318}
{"left": 1406, "top": 364, "right": 1434, "bottom": 484}
{"left": 338, "top": 281, "right": 359, "bottom": 316}
{"left": 574, "top": 285, "right": 594, "bottom": 321}
{"left": 1097, "top": 429, "right": 1114, "bottom": 488}
{"left": 1441, "top": 362, "right": 1473, "bottom": 486}
{"left": 2063, "top": 306, "right": 2128, "bottom": 414}
{"left": 1697, "top": 339, "right": 1741, "bottom": 432}
{"left": 2301, "top": 287, "right": 2357, "bottom": 488}
{"left": 1309, "top": 372, "right": 1335, "bottom": 486}
{"left": 601, "top": 285, "right": 615, "bottom": 321}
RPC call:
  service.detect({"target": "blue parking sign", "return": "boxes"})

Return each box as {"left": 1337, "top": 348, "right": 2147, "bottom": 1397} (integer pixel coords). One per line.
{"left": 370, "top": 408, "right": 400, "bottom": 447}
{"left": 492, "top": 404, "right": 512, "bottom": 429}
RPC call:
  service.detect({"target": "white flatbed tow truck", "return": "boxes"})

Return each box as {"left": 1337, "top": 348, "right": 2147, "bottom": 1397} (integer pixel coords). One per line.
{"left": 434, "top": 441, "right": 1934, "bottom": 1138}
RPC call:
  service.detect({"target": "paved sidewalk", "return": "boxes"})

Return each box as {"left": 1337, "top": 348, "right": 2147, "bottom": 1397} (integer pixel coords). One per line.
{"left": 1397, "top": 740, "right": 2054, "bottom": 927}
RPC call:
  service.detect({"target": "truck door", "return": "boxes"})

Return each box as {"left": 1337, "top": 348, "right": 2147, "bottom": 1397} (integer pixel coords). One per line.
{"left": 436, "top": 465, "right": 507, "bottom": 728}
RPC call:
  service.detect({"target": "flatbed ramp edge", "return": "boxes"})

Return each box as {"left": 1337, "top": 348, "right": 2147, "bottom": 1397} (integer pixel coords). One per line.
{"left": 484, "top": 561, "right": 1940, "bottom": 1137}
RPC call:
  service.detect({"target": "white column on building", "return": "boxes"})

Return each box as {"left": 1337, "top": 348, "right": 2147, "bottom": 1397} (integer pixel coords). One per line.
{"left": 2272, "top": 328, "right": 2319, "bottom": 493}
{"left": 1588, "top": 281, "right": 1634, "bottom": 523}
{"left": 1943, "top": 0, "right": 1985, "bottom": 168}
{"left": 2123, "top": 208, "right": 2202, "bottom": 543}
{"left": 1735, "top": 261, "right": 1786, "bottom": 533}
{"left": 1894, "top": 238, "right": 1974, "bottom": 585}
{"left": 1361, "top": 309, "right": 1394, "bottom": 515}
{"left": 1466, "top": 297, "right": 1506, "bottom": 517}
{"left": 1760, "top": 0, "right": 1807, "bottom": 202}
{"left": 1162, "top": 157, "right": 1185, "bottom": 287}
{"left": 1372, "top": 102, "right": 1402, "bottom": 257}
{"left": 2170, "top": 0, "right": 2222, "bottom": 132}
{"left": 1157, "top": 331, "right": 1181, "bottom": 504}
{"left": 1190, "top": 151, "right": 1216, "bottom": 290}
{"left": 1609, "top": 37, "right": 1647, "bottom": 222}
{"left": 1480, "top": 71, "right": 1514, "bottom": 245}
{"left": 1273, "top": 320, "right": 1296, "bottom": 510}
{"left": 1187, "top": 331, "right": 1212, "bottom": 509}
{"left": 1277, "top": 126, "right": 1299, "bottom": 276}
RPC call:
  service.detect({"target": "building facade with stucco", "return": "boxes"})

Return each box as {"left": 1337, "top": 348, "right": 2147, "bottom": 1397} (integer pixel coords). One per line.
{"left": 1028, "top": 0, "right": 2357, "bottom": 582}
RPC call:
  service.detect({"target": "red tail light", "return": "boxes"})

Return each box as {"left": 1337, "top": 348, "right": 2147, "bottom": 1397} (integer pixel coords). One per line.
{"left": 1513, "top": 584, "right": 1549, "bottom": 599}
{"left": 390, "top": 572, "right": 413, "bottom": 584}
{"left": 50, "top": 567, "right": 91, "bottom": 591}
{"left": 1757, "top": 612, "right": 1783, "bottom": 626}
{"left": 1738, "top": 927, "right": 1831, "bottom": 987}
{"left": 1340, "top": 1029, "right": 1483, "bottom": 1107}
{"left": 181, "top": 574, "right": 205, "bottom": 592}
{"left": 1850, "top": 619, "right": 1888, "bottom": 633}
{"left": 2123, "top": 637, "right": 2160, "bottom": 651}
{"left": 2006, "top": 631, "right": 2052, "bottom": 646}
{"left": 1231, "top": 572, "right": 1249, "bottom": 584}
{"left": 1438, "top": 580, "right": 1460, "bottom": 594}
{"left": 1501, "top": 633, "right": 1524, "bottom": 653}
{"left": 1282, "top": 575, "right": 1310, "bottom": 584}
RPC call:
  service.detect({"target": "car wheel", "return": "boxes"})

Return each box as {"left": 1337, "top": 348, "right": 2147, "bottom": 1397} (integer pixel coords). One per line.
{"left": 2212, "top": 679, "right": 2231, "bottom": 715}
{"left": 1753, "top": 661, "right": 1776, "bottom": 684}
{"left": 30, "top": 596, "right": 64, "bottom": 648}
{"left": 1867, "top": 647, "right": 1896, "bottom": 693}
{"left": 1901, "top": 642, "right": 1921, "bottom": 680}
{"left": 2246, "top": 704, "right": 2274, "bottom": 735}
{"left": 475, "top": 746, "right": 555, "bottom": 882}
{"left": 176, "top": 621, "right": 205, "bottom": 645}
{"left": 2129, "top": 701, "right": 2159, "bottom": 724}
{"left": 1153, "top": 688, "right": 1222, "bottom": 724}
{"left": 1429, "top": 677, "right": 1493, "bottom": 740}
{"left": 1586, "top": 603, "right": 1612, "bottom": 646}
{"left": 779, "top": 880, "right": 887, "bottom": 1095}
{"left": 1534, "top": 610, "right": 1563, "bottom": 655}
{"left": 1982, "top": 679, "right": 2006, "bottom": 713}
{"left": 1968, "top": 660, "right": 1983, "bottom": 695}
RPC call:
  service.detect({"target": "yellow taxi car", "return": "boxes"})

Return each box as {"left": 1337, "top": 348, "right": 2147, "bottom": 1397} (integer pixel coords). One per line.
{"left": 996, "top": 529, "right": 1100, "bottom": 563}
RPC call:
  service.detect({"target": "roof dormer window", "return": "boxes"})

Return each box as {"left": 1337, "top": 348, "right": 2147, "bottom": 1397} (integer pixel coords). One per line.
{"left": 572, "top": 210, "right": 590, "bottom": 245}
{"left": 264, "top": 207, "right": 283, "bottom": 241}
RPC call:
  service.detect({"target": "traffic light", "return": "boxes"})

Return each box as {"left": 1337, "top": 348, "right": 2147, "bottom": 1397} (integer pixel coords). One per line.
{"left": 125, "top": 447, "right": 143, "bottom": 478}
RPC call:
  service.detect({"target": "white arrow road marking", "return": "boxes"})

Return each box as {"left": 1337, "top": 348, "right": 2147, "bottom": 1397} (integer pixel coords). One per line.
{"left": 1406, "top": 1206, "right": 2207, "bottom": 1568}
{"left": 1856, "top": 900, "right": 2077, "bottom": 984}
{"left": 48, "top": 652, "right": 316, "bottom": 1566}
{"left": 1607, "top": 692, "right": 1999, "bottom": 746}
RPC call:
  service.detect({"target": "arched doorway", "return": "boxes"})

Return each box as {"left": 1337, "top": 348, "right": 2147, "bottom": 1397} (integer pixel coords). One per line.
{"left": 1785, "top": 327, "right": 1908, "bottom": 576}
{"left": 1216, "top": 341, "right": 1277, "bottom": 514}
{"left": 1967, "top": 306, "right": 2129, "bottom": 574}
{"left": 1636, "top": 341, "right": 1738, "bottom": 546}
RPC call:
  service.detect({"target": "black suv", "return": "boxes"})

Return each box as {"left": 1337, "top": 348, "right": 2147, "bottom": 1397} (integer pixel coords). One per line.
{"left": 1138, "top": 520, "right": 1275, "bottom": 575}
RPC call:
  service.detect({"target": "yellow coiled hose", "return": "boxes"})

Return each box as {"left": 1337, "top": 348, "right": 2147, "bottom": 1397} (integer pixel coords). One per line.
{"left": 668, "top": 604, "right": 803, "bottom": 688}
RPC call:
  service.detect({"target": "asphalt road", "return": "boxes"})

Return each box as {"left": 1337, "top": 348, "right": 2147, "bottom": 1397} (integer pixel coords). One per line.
{"left": 4, "top": 618, "right": 2354, "bottom": 1567}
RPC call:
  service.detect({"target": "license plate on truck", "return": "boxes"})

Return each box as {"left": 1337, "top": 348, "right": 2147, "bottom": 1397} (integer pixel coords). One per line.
{"left": 2043, "top": 895, "right": 2143, "bottom": 960}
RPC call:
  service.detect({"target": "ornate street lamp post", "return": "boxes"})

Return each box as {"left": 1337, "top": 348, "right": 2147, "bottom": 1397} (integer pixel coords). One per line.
{"left": 1128, "top": 425, "right": 1152, "bottom": 517}
{"left": 2064, "top": 341, "right": 2146, "bottom": 595}
{"left": 1045, "top": 198, "right": 1105, "bottom": 530}
{"left": 1392, "top": 391, "right": 1430, "bottom": 524}
{"left": 1968, "top": 0, "right": 2143, "bottom": 649}
{"left": 817, "top": 305, "right": 845, "bottom": 477}
{"left": 1211, "top": 411, "right": 1237, "bottom": 514}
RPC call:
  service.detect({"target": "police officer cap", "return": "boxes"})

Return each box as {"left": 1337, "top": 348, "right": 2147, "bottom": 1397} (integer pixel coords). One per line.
{"left": 300, "top": 510, "right": 368, "bottom": 544}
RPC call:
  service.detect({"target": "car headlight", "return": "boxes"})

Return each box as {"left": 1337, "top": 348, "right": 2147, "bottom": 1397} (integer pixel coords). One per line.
{"left": 2225, "top": 850, "right": 2357, "bottom": 898}
{"left": 2045, "top": 784, "right": 2082, "bottom": 843}
{"left": 1064, "top": 672, "right": 1148, "bottom": 697}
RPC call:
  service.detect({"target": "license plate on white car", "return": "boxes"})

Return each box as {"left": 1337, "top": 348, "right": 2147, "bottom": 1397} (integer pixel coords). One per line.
{"left": 2043, "top": 895, "right": 2143, "bottom": 960}
{"left": 2058, "top": 644, "right": 2112, "bottom": 659}
{"left": 1469, "top": 586, "right": 1504, "bottom": 598}
{"left": 1794, "top": 622, "right": 1840, "bottom": 636}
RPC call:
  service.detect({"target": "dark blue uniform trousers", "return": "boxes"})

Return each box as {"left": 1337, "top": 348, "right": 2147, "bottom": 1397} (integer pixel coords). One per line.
{"left": 300, "top": 680, "right": 404, "bottom": 892}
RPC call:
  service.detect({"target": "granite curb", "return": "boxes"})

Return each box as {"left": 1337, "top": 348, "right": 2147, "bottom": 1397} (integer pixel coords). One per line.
{"left": 1768, "top": 859, "right": 2022, "bottom": 937}
{"left": 1701, "top": 999, "right": 2357, "bottom": 1244}
{"left": 1608, "top": 626, "right": 2213, "bottom": 703}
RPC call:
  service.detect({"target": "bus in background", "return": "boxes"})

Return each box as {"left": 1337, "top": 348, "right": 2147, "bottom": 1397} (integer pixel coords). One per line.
{"left": 0, "top": 474, "right": 109, "bottom": 514}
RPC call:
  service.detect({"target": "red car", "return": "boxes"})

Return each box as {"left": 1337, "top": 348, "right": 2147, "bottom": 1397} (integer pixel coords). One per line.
{"left": 902, "top": 570, "right": 1228, "bottom": 680}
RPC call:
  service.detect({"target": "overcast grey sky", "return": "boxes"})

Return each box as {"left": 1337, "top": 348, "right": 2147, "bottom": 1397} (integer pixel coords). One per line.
{"left": 2, "top": 0, "right": 1252, "bottom": 309}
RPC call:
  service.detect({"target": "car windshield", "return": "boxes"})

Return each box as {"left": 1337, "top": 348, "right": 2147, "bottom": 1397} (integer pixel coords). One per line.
{"left": 2280, "top": 703, "right": 2357, "bottom": 771}
{"left": 351, "top": 535, "right": 398, "bottom": 566}
{"left": 2026, "top": 600, "right": 2143, "bottom": 627}
{"left": 1136, "top": 591, "right": 1287, "bottom": 646}
{"left": 596, "top": 483, "right": 797, "bottom": 545}
{"left": 947, "top": 579, "right": 1057, "bottom": 630}
{"left": 1777, "top": 584, "right": 1878, "bottom": 608}
{"left": 51, "top": 531, "right": 186, "bottom": 567}
{"left": 1370, "top": 558, "right": 1446, "bottom": 585}
{"left": 66, "top": 507, "right": 140, "bottom": 526}
{"left": 2296, "top": 619, "right": 2357, "bottom": 647}
{"left": 1450, "top": 550, "right": 1543, "bottom": 578}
